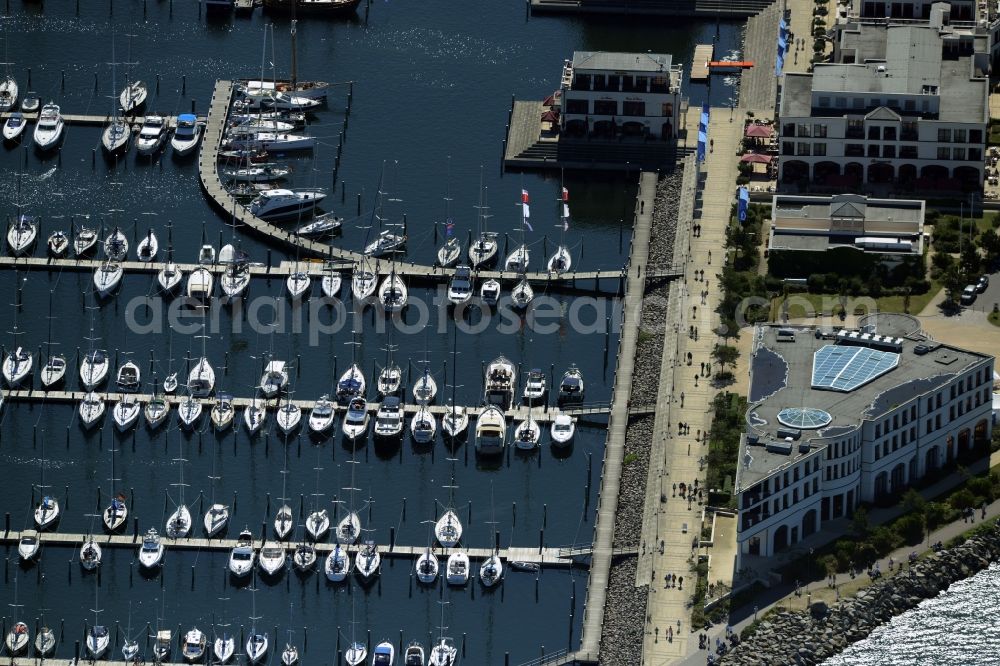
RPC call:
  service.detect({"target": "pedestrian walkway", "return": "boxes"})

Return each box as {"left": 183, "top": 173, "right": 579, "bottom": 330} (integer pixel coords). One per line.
{"left": 641, "top": 107, "right": 746, "bottom": 664}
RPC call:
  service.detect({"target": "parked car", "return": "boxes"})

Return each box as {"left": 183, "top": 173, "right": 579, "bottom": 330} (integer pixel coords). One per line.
{"left": 960, "top": 285, "right": 977, "bottom": 305}
{"left": 976, "top": 275, "right": 989, "bottom": 293}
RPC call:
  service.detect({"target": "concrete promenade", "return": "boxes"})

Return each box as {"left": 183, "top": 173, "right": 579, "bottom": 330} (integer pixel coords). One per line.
{"left": 641, "top": 108, "right": 746, "bottom": 664}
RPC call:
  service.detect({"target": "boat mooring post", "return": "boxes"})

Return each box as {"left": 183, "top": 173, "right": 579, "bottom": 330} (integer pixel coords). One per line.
{"left": 389, "top": 526, "right": 395, "bottom": 550}
{"left": 539, "top": 528, "right": 544, "bottom": 553}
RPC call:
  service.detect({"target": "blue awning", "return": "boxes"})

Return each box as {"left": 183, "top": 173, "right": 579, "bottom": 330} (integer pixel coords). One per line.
{"left": 737, "top": 187, "right": 750, "bottom": 222}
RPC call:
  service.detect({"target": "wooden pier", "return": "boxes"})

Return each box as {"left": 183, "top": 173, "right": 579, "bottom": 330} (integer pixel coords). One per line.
{"left": 0, "top": 111, "right": 205, "bottom": 129}
{"left": 1, "top": 387, "right": 612, "bottom": 426}
{"left": 691, "top": 44, "right": 714, "bottom": 81}
{"left": 0, "top": 529, "right": 573, "bottom": 566}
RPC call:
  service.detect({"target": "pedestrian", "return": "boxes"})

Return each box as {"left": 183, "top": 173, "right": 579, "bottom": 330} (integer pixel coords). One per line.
{"left": 641, "top": 200, "right": 645, "bottom": 213}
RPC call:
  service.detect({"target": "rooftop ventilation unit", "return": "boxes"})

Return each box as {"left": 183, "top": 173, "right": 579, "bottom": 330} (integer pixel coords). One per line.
{"left": 765, "top": 440, "right": 794, "bottom": 455}
{"left": 776, "top": 427, "right": 801, "bottom": 441}
{"left": 798, "top": 442, "right": 811, "bottom": 453}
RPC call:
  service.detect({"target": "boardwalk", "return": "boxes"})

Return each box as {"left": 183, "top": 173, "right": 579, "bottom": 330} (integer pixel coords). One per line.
{"left": 566, "top": 171, "right": 658, "bottom": 664}
{"left": 197, "top": 81, "right": 681, "bottom": 290}
{"left": 690, "top": 44, "right": 714, "bottom": 81}
{"left": 0, "top": 111, "right": 204, "bottom": 128}
{"left": 0, "top": 530, "right": 572, "bottom": 566}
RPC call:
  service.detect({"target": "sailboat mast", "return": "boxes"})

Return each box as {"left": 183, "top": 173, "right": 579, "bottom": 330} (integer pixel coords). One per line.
{"left": 290, "top": 2, "right": 298, "bottom": 91}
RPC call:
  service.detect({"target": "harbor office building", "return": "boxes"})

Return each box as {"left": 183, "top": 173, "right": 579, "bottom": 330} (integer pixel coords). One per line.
{"left": 735, "top": 325, "right": 994, "bottom": 559}
{"left": 777, "top": 4, "right": 988, "bottom": 191}
{"left": 559, "top": 51, "right": 683, "bottom": 140}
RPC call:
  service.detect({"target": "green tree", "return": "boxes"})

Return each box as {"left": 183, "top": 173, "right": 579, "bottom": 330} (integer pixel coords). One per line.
{"left": 977, "top": 230, "right": 1000, "bottom": 264}
{"left": 941, "top": 264, "right": 965, "bottom": 306}
{"left": 852, "top": 506, "right": 870, "bottom": 538}
{"left": 924, "top": 501, "right": 951, "bottom": 530}
{"left": 901, "top": 488, "right": 926, "bottom": 515}
{"left": 895, "top": 513, "right": 926, "bottom": 545}
{"left": 712, "top": 344, "right": 740, "bottom": 372}
{"left": 960, "top": 243, "right": 981, "bottom": 276}
{"left": 950, "top": 488, "right": 977, "bottom": 511}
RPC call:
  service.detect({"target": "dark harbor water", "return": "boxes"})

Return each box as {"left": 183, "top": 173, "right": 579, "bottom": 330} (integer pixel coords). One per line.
{"left": 0, "top": 1, "right": 742, "bottom": 662}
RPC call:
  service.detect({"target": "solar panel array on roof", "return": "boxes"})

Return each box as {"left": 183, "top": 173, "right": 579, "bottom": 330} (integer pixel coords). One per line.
{"left": 811, "top": 345, "right": 899, "bottom": 392}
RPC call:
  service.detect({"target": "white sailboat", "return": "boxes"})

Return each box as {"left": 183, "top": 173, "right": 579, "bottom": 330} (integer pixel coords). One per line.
{"left": 344, "top": 601, "right": 366, "bottom": 664}
{"left": 513, "top": 414, "right": 540, "bottom": 450}
{"left": 469, "top": 169, "right": 498, "bottom": 267}
{"left": 136, "top": 229, "right": 158, "bottom": 262}
{"left": 85, "top": 582, "right": 109, "bottom": 659}
{"left": 2, "top": 346, "right": 32, "bottom": 387}
{"left": 355, "top": 540, "right": 381, "bottom": 580}
{"left": 204, "top": 452, "right": 230, "bottom": 537}
{"left": 47, "top": 229, "right": 69, "bottom": 257}
{"left": 245, "top": 395, "right": 267, "bottom": 435}
{"left": 79, "top": 534, "right": 102, "bottom": 571}
{"left": 102, "top": 45, "right": 130, "bottom": 155}
{"left": 93, "top": 261, "right": 124, "bottom": 297}
{"left": 321, "top": 262, "right": 342, "bottom": 297}
{"left": 178, "top": 395, "right": 203, "bottom": 430}
{"left": 377, "top": 269, "right": 407, "bottom": 312}
{"left": 335, "top": 456, "right": 362, "bottom": 545}
{"left": 78, "top": 392, "right": 106, "bottom": 429}
{"left": 211, "top": 394, "right": 235, "bottom": 430}
{"left": 187, "top": 355, "right": 216, "bottom": 396}
{"left": 479, "top": 486, "right": 504, "bottom": 588}
{"left": 410, "top": 405, "right": 437, "bottom": 444}
{"left": 260, "top": 358, "right": 288, "bottom": 398}
{"left": 245, "top": 588, "right": 268, "bottom": 665}
{"left": 165, "top": 440, "right": 192, "bottom": 538}
{"left": 145, "top": 394, "right": 170, "bottom": 429}
{"left": 33, "top": 430, "right": 59, "bottom": 530}
{"left": 80, "top": 348, "right": 109, "bottom": 389}
{"left": 113, "top": 395, "right": 140, "bottom": 431}
{"left": 6, "top": 214, "right": 37, "bottom": 256}
{"left": 351, "top": 257, "right": 377, "bottom": 303}
{"left": 415, "top": 548, "right": 439, "bottom": 584}
{"left": 324, "top": 543, "right": 351, "bottom": 582}
{"left": 158, "top": 261, "right": 183, "bottom": 294}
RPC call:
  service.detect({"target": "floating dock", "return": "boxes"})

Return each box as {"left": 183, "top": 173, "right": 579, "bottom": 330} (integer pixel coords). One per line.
{"left": 691, "top": 44, "right": 714, "bottom": 81}
{"left": 0, "top": 111, "right": 205, "bottom": 128}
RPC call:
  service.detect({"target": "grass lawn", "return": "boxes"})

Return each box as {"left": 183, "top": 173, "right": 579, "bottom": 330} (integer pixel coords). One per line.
{"left": 771, "top": 280, "right": 943, "bottom": 318}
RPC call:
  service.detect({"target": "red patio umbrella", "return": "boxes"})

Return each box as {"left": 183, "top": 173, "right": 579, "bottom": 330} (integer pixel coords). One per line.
{"left": 740, "top": 153, "right": 773, "bottom": 164}
{"left": 541, "top": 110, "right": 560, "bottom": 122}
{"left": 745, "top": 124, "right": 774, "bottom": 138}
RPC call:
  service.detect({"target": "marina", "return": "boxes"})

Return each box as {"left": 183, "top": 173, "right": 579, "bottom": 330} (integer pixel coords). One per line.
{"left": 0, "top": 1, "right": 745, "bottom": 664}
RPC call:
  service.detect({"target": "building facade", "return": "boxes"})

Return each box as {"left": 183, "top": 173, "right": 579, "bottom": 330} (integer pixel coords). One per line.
{"left": 778, "top": 6, "right": 988, "bottom": 192}
{"left": 559, "top": 51, "right": 682, "bottom": 140}
{"left": 735, "top": 325, "right": 994, "bottom": 560}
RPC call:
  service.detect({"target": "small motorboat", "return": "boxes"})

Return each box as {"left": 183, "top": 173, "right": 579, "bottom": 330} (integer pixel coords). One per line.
{"left": 103, "top": 493, "right": 128, "bottom": 532}
{"left": 79, "top": 392, "right": 106, "bottom": 429}
{"left": 404, "top": 641, "right": 425, "bottom": 666}
{"left": 558, "top": 364, "right": 585, "bottom": 404}
{"left": 182, "top": 628, "right": 207, "bottom": 663}
{"left": 364, "top": 229, "right": 407, "bottom": 257}
{"left": 0, "top": 75, "right": 17, "bottom": 113}
{"left": 355, "top": 541, "right": 381, "bottom": 580}
{"left": 40, "top": 353, "right": 66, "bottom": 387}
{"left": 178, "top": 396, "right": 203, "bottom": 430}
{"left": 74, "top": 225, "right": 98, "bottom": 256}
{"left": 249, "top": 188, "right": 326, "bottom": 220}
{"left": 373, "top": 397, "right": 403, "bottom": 440}
{"left": 93, "top": 261, "right": 123, "bottom": 297}
{"left": 163, "top": 372, "right": 179, "bottom": 393}
{"left": 550, "top": 414, "right": 576, "bottom": 447}
{"left": 441, "top": 404, "right": 468, "bottom": 440}
{"left": 2, "top": 346, "right": 33, "bottom": 387}
{"left": 7, "top": 213, "right": 37, "bottom": 256}
{"left": 258, "top": 542, "right": 287, "bottom": 576}
{"left": 296, "top": 212, "right": 342, "bottom": 237}
{"left": 199, "top": 244, "right": 216, "bottom": 264}
{"left": 113, "top": 396, "right": 141, "bottom": 432}
{"left": 437, "top": 237, "right": 461, "bottom": 267}
{"left": 116, "top": 360, "right": 141, "bottom": 391}
{"left": 324, "top": 544, "right": 350, "bottom": 582}
{"left": 2, "top": 111, "right": 26, "bottom": 142}
{"left": 186, "top": 266, "right": 213, "bottom": 300}
{"left": 308, "top": 395, "right": 336, "bottom": 433}
{"left": 415, "top": 550, "right": 439, "bottom": 584}
{"left": 511, "top": 277, "right": 534, "bottom": 309}
{"left": 33, "top": 102, "right": 64, "bottom": 151}
{"left": 204, "top": 503, "right": 230, "bottom": 537}
{"left": 138, "top": 527, "right": 165, "bottom": 568}
{"left": 47, "top": 229, "right": 69, "bottom": 257}
{"left": 475, "top": 406, "right": 506, "bottom": 456}
{"left": 335, "top": 511, "right": 361, "bottom": 545}
{"left": 480, "top": 278, "right": 501, "bottom": 306}
{"left": 410, "top": 406, "right": 437, "bottom": 444}
{"left": 305, "top": 508, "right": 330, "bottom": 541}
{"left": 523, "top": 368, "right": 547, "bottom": 403}
{"left": 372, "top": 641, "right": 395, "bottom": 666}
{"left": 447, "top": 265, "right": 473, "bottom": 305}
{"left": 136, "top": 230, "right": 158, "bottom": 262}
{"left": 166, "top": 504, "right": 192, "bottom": 538}
{"left": 135, "top": 114, "right": 169, "bottom": 155}
{"left": 513, "top": 417, "right": 540, "bottom": 450}
{"left": 144, "top": 395, "right": 170, "bottom": 429}
{"left": 79, "top": 538, "right": 102, "bottom": 571}
{"left": 34, "top": 496, "right": 60, "bottom": 530}
{"left": 232, "top": 118, "right": 296, "bottom": 133}
{"left": 292, "top": 543, "right": 317, "bottom": 572}
{"left": 286, "top": 270, "right": 311, "bottom": 299}
{"left": 20, "top": 92, "right": 39, "bottom": 113}
{"left": 377, "top": 364, "right": 402, "bottom": 398}
{"left": 484, "top": 356, "right": 516, "bottom": 409}
{"left": 341, "top": 395, "right": 370, "bottom": 441}
{"left": 18, "top": 530, "right": 40, "bottom": 561}
{"left": 435, "top": 510, "right": 462, "bottom": 548}
{"left": 479, "top": 553, "right": 504, "bottom": 587}
{"left": 171, "top": 114, "right": 202, "bottom": 156}
{"left": 446, "top": 552, "right": 469, "bottom": 585}
{"left": 119, "top": 80, "right": 148, "bottom": 113}
{"left": 211, "top": 394, "right": 235, "bottom": 430}
{"left": 345, "top": 641, "right": 367, "bottom": 666}
{"left": 259, "top": 91, "right": 321, "bottom": 111}
{"left": 153, "top": 630, "right": 172, "bottom": 663}
{"left": 274, "top": 505, "right": 294, "bottom": 540}
{"left": 86, "top": 625, "right": 110, "bottom": 659}
{"left": 509, "top": 560, "right": 541, "bottom": 573}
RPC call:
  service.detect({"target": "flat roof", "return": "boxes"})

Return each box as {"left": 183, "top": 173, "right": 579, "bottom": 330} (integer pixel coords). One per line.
{"left": 770, "top": 194, "right": 924, "bottom": 253}
{"left": 735, "top": 325, "right": 990, "bottom": 491}
{"left": 571, "top": 51, "right": 674, "bottom": 73}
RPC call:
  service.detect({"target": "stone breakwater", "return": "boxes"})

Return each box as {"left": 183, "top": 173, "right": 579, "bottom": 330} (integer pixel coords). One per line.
{"left": 647, "top": 170, "right": 683, "bottom": 268}
{"left": 719, "top": 524, "right": 1000, "bottom": 666}
{"left": 613, "top": 415, "right": 654, "bottom": 549}
{"left": 598, "top": 556, "right": 649, "bottom": 666}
